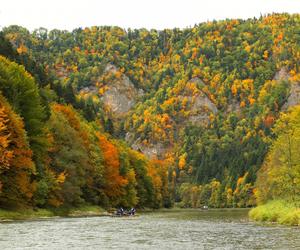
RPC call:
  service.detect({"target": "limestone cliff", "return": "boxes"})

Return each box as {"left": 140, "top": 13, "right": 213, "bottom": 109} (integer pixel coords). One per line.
{"left": 275, "top": 68, "right": 300, "bottom": 111}
{"left": 101, "top": 64, "right": 143, "bottom": 117}
{"left": 125, "top": 77, "right": 218, "bottom": 159}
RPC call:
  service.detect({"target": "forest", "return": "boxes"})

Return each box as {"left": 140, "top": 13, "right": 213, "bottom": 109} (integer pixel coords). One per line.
{"left": 0, "top": 13, "right": 299, "bottom": 214}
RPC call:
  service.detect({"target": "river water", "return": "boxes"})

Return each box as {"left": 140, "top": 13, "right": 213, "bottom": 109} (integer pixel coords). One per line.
{"left": 0, "top": 209, "right": 299, "bottom": 250}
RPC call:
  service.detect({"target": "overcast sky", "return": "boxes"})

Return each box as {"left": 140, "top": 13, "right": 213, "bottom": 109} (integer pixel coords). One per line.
{"left": 0, "top": 0, "right": 299, "bottom": 31}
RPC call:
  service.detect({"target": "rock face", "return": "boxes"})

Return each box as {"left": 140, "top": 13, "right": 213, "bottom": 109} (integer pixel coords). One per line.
{"left": 274, "top": 67, "right": 290, "bottom": 81}
{"left": 125, "top": 77, "right": 218, "bottom": 158}
{"left": 184, "top": 77, "right": 218, "bottom": 126}
{"left": 125, "top": 133, "right": 167, "bottom": 159}
{"left": 101, "top": 64, "right": 142, "bottom": 116}
{"left": 133, "top": 140, "right": 167, "bottom": 159}
{"left": 102, "top": 85, "right": 136, "bottom": 115}
{"left": 282, "top": 83, "right": 300, "bottom": 110}
{"left": 189, "top": 93, "right": 218, "bottom": 124}
{"left": 274, "top": 67, "right": 300, "bottom": 111}
{"left": 104, "top": 64, "right": 118, "bottom": 74}
{"left": 80, "top": 86, "right": 98, "bottom": 94}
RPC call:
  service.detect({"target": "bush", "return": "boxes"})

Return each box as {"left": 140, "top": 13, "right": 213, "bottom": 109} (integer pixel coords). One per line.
{"left": 249, "top": 200, "right": 300, "bottom": 226}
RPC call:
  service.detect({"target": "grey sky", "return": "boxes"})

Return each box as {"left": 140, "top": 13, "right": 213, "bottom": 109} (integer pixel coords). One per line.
{"left": 1, "top": 0, "right": 299, "bottom": 31}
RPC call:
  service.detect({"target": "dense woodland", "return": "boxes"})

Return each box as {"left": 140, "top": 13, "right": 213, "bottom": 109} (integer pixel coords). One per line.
{"left": 0, "top": 13, "right": 299, "bottom": 210}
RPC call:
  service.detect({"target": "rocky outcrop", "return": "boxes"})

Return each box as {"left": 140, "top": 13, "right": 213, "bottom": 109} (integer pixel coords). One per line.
{"left": 102, "top": 85, "right": 136, "bottom": 115}
{"left": 183, "top": 94, "right": 218, "bottom": 125}
{"left": 274, "top": 67, "right": 290, "bottom": 81}
{"left": 274, "top": 67, "right": 300, "bottom": 111}
{"left": 125, "top": 133, "right": 168, "bottom": 159}
{"left": 282, "top": 83, "right": 300, "bottom": 110}
{"left": 104, "top": 64, "right": 118, "bottom": 74}
{"left": 193, "top": 94, "right": 218, "bottom": 114}
{"left": 101, "top": 64, "right": 143, "bottom": 116}
{"left": 184, "top": 77, "right": 218, "bottom": 126}
{"left": 132, "top": 140, "right": 167, "bottom": 159}
{"left": 125, "top": 77, "right": 219, "bottom": 158}
{"left": 80, "top": 86, "right": 98, "bottom": 94}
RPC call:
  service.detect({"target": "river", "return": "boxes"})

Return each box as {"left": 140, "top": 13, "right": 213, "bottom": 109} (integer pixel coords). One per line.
{"left": 0, "top": 209, "right": 299, "bottom": 249}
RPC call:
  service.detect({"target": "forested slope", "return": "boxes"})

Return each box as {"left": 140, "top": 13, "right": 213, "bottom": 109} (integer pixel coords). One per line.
{"left": 0, "top": 40, "right": 171, "bottom": 209}
{"left": 1, "top": 13, "right": 300, "bottom": 209}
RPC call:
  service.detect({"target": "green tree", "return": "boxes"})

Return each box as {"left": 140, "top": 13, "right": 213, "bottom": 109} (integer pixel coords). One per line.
{"left": 256, "top": 105, "right": 300, "bottom": 206}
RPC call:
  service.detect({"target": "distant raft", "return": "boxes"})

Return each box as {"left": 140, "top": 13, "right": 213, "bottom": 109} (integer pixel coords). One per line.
{"left": 111, "top": 208, "right": 137, "bottom": 217}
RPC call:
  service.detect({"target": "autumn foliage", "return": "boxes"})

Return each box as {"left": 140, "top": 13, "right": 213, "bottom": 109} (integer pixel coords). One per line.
{"left": 97, "top": 133, "right": 128, "bottom": 199}
{"left": 0, "top": 13, "right": 300, "bottom": 210}
{"left": 0, "top": 95, "right": 36, "bottom": 207}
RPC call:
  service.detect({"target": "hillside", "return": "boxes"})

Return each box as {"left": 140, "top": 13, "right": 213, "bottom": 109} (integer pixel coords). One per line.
{"left": 0, "top": 47, "right": 170, "bottom": 209}
{"left": 1, "top": 13, "right": 300, "bottom": 209}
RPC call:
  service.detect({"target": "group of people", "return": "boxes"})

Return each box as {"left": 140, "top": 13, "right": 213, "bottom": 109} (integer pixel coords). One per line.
{"left": 116, "top": 207, "right": 136, "bottom": 216}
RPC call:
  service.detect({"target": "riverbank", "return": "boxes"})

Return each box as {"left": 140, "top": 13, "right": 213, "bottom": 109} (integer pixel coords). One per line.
{"left": 4, "top": 204, "right": 297, "bottom": 225}
{"left": 249, "top": 200, "right": 300, "bottom": 226}
{"left": 0, "top": 205, "right": 107, "bottom": 221}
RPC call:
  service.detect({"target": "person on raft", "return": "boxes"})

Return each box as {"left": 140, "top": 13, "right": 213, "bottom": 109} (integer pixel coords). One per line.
{"left": 129, "top": 208, "right": 136, "bottom": 215}
{"left": 116, "top": 207, "right": 136, "bottom": 216}
{"left": 116, "top": 207, "right": 124, "bottom": 215}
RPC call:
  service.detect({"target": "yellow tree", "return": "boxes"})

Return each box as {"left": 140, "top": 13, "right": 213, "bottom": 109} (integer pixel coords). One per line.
{"left": 256, "top": 106, "right": 300, "bottom": 206}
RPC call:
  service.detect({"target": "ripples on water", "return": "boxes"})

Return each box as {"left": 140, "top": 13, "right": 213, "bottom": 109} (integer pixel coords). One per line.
{"left": 0, "top": 209, "right": 299, "bottom": 250}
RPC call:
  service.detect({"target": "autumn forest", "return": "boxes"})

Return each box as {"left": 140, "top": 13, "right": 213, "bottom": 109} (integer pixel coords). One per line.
{"left": 0, "top": 13, "right": 300, "bottom": 223}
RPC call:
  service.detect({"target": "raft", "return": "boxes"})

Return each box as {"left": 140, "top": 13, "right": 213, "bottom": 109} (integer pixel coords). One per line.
{"left": 110, "top": 213, "right": 139, "bottom": 217}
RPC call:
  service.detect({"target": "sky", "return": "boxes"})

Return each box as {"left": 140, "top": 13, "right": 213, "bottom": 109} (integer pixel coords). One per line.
{"left": 0, "top": 0, "right": 299, "bottom": 31}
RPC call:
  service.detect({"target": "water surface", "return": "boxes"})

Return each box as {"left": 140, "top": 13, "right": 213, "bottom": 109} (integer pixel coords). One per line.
{"left": 0, "top": 209, "right": 299, "bottom": 249}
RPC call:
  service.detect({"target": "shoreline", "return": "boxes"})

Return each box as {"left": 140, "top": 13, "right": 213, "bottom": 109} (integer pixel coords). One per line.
{"left": 0, "top": 207, "right": 251, "bottom": 222}
{"left": 5, "top": 205, "right": 298, "bottom": 226}
{"left": 0, "top": 205, "right": 110, "bottom": 222}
